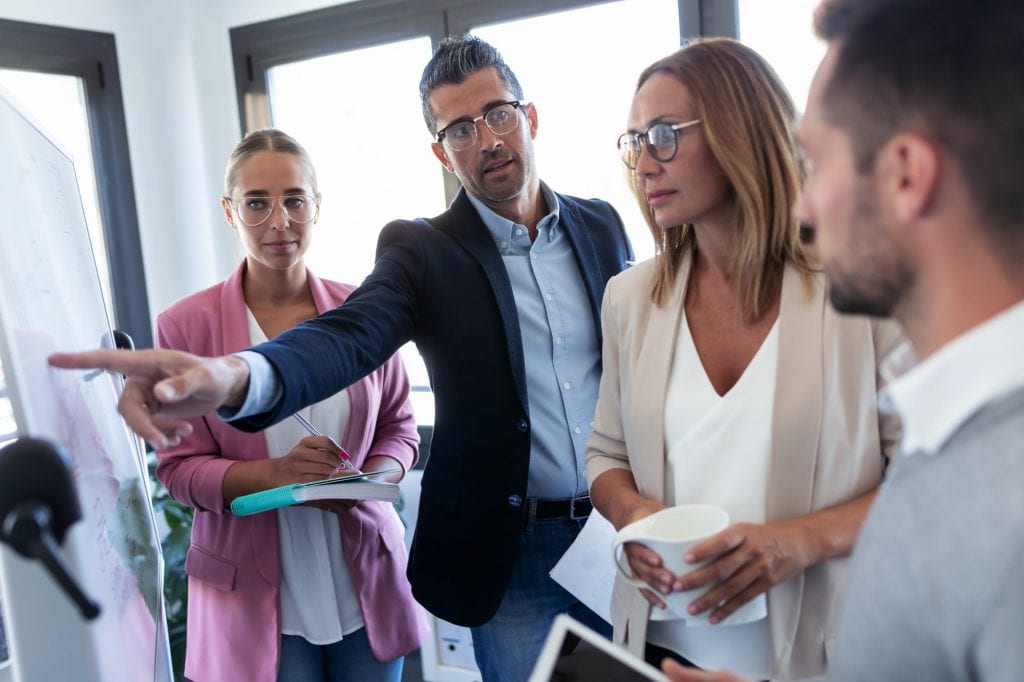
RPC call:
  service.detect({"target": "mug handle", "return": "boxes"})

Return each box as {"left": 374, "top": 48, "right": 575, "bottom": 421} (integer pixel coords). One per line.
{"left": 611, "top": 533, "right": 666, "bottom": 594}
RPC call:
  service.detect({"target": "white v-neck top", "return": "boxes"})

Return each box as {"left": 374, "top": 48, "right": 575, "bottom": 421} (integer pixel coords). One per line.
{"left": 647, "top": 313, "right": 777, "bottom": 677}
{"left": 247, "top": 310, "right": 363, "bottom": 644}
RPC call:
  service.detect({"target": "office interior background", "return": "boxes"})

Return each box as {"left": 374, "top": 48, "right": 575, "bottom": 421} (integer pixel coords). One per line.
{"left": 0, "top": 0, "right": 823, "bottom": 679}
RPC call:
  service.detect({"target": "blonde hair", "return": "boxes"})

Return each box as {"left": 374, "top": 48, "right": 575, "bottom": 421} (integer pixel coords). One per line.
{"left": 631, "top": 38, "right": 813, "bottom": 320}
{"left": 223, "top": 128, "right": 321, "bottom": 201}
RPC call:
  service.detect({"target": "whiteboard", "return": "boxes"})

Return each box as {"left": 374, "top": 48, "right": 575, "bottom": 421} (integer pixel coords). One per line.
{"left": 0, "top": 87, "right": 171, "bottom": 682}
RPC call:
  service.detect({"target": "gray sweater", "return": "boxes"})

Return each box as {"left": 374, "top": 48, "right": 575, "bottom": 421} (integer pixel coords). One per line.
{"left": 831, "top": 386, "right": 1024, "bottom": 681}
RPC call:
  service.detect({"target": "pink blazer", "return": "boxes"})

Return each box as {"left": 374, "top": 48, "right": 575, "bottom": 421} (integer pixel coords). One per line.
{"left": 155, "top": 262, "right": 428, "bottom": 682}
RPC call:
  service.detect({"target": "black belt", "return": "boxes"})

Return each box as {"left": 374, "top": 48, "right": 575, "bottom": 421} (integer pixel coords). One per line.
{"left": 530, "top": 494, "right": 592, "bottom": 521}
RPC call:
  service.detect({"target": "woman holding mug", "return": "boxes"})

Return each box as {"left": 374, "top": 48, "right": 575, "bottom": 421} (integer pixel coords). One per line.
{"left": 586, "top": 40, "right": 906, "bottom": 680}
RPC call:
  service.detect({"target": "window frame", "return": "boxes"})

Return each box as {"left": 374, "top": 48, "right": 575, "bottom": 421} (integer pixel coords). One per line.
{"left": 0, "top": 19, "right": 151, "bottom": 349}
{"left": 229, "top": 0, "right": 735, "bottom": 204}
{"left": 227, "top": 0, "right": 738, "bottom": 450}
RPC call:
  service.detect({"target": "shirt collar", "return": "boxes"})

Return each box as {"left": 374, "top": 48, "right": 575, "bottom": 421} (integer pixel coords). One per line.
{"left": 881, "top": 299, "right": 1024, "bottom": 456}
{"left": 466, "top": 182, "right": 561, "bottom": 246}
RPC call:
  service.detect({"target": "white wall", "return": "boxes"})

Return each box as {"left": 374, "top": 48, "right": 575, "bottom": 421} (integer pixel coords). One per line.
{"left": 0, "top": 0, "right": 353, "bottom": 332}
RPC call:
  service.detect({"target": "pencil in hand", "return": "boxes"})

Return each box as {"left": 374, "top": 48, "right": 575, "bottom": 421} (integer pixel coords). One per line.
{"left": 291, "top": 412, "right": 359, "bottom": 474}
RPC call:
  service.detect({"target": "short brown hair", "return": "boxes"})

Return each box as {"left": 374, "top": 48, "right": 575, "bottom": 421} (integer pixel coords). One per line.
{"left": 816, "top": 0, "right": 1024, "bottom": 255}
{"left": 631, "top": 39, "right": 812, "bottom": 319}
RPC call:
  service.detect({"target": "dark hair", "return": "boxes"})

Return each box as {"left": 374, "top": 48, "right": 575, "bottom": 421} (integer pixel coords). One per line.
{"left": 418, "top": 35, "right": 524, "bottom": 135}
{"left": 223, "top": 128, "right": 320, "bottom": 201}
{"left": 815, "top": 0, "right": 1024, "bottom": 240}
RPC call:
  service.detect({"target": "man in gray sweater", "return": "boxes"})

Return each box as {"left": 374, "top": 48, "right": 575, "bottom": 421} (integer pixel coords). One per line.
{"left": 663, "top": 0, "right": 1024, "bottom": 680}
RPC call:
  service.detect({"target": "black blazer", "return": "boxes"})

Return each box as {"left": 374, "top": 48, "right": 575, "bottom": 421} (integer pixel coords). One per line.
{"left": 237, "top": 188, "right": 633, "bottom": 625}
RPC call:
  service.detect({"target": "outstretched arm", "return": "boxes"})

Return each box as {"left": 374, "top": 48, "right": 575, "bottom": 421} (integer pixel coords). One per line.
{"left": 48, "top": 348, "right": 251, "bottom": 449}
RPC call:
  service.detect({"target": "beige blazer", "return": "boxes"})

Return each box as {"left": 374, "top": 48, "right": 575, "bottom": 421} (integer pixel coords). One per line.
{"left": 586, "top": 255, "right": 905, "bottom": 681}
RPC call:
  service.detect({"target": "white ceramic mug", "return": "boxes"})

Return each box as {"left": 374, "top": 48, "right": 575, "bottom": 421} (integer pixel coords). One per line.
{"left": 612, "top": 504, "right": 729, "bottom": 621}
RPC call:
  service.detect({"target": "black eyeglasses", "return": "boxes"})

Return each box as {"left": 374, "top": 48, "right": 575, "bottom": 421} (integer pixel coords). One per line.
{"left": 617, "top": 119, "right": 702, "bottom": 169}
{"left": 436, "top": 100, "right": 526, "bottom": 151}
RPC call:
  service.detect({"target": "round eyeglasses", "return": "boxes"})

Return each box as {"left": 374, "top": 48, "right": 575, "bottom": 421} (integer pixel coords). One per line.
{"left": 617, "top": 119, "right": 702, "bottom": 169}
{"left": 227, "top": 194, "right": 320, "bottom": 227}
{"left": 436, "top": 100, "right": 526, "bottom": 152}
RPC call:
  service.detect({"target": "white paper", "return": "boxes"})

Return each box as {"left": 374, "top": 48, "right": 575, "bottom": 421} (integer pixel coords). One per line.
{"left": 550, "top": 511, "right": 617, "bottom": 624}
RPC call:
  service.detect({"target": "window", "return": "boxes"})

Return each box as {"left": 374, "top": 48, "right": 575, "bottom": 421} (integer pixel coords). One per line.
{"left": 231, "top": 0, "right": 692, "bottom": 428}
{"left": 268, "top": 37, "right": 444, "bottom": 288}
{"left": 266, "top": 37, "right": 445, "bottom": 422}
{"left": 0, "top": 19, "right": 150, "bottom": 348}
{"left": 737, "top": 0, "right": 825, "bottom": 112}
{"left": 467, "top": 0, "right": 683, "bottom": 263}
{"left": 232, "top": 4, "right": 451, "bottom": 426}
{"left": 0, "top": 70, "right": 111, "bottom": 319}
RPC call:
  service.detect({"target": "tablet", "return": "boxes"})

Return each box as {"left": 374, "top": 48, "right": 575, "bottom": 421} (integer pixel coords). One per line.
{"left": 528, "top": 614, "right": 670, "bottom": 682}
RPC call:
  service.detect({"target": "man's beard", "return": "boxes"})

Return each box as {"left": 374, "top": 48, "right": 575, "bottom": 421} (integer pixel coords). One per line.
{"left": 476, "top": 151, "right": 528, "bottom": 203}
{"left": 828, "top": 266, "right": 910, "bottom": 317}
{"left": 825, "top": 183, "right": 913, "bottom": 317}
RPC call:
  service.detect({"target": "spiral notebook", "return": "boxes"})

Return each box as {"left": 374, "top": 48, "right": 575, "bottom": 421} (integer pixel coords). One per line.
{"left": 230, "top": 468, "right": 401, "bottom": 516}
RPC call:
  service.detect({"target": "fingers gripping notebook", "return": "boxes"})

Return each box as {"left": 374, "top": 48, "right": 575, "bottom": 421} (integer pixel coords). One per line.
{"left": 230, "top": 468, "right": 401, "bottom": 515}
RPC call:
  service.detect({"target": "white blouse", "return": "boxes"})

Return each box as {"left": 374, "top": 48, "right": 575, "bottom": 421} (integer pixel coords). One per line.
{"left": 647, "top": 313, "right": 778, "bottom": 678}
{"left": 248, "top": 310, "right": 363, "bottom": 645}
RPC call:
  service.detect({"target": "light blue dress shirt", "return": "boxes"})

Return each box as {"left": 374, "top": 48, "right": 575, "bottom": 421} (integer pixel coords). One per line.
{"left": 229, "top": 183, "right": 602, "bottom": 500}
{"left": 466, "top": 186, "right": 600, "bottom": 500}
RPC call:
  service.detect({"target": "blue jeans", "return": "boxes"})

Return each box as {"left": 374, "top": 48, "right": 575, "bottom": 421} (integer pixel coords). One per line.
{"left": 470, "top": 517, "right": 612, "bottom": 682}
{"left": 277, "top": 629, "right": 403, "bottom": 682}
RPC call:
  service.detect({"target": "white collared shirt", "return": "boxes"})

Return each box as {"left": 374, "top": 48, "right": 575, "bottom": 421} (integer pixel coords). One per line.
{"left": 881, "top": 300, "right": 1024, "bottom": 456}
{"left": 247, "top": 310, "right": 362, "bottom": 645}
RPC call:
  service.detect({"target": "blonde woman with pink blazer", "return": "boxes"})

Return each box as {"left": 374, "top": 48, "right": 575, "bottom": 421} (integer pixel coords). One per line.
{"left": 155, "top": 129, "right": 427, "bottom": 682}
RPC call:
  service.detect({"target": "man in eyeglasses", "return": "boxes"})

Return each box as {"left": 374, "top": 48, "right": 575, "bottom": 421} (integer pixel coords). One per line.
{"left": 52, "top": 35, "right": 632, "bottom": 681}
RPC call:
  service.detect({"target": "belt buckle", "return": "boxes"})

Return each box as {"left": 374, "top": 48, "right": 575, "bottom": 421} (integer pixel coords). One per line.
{"left": 568, "top": 494, "right": 590, "bottom": 520}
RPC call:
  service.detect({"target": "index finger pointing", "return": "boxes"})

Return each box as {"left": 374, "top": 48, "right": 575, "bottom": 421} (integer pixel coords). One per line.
{"left": 49, "top": 349, "right": 141, "bottom": 373}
